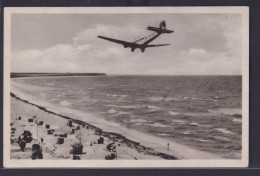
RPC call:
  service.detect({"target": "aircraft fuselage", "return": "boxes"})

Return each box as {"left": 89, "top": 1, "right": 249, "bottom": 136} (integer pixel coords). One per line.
{"left": 98, "top": 20, "right": 173, "bottom": 53}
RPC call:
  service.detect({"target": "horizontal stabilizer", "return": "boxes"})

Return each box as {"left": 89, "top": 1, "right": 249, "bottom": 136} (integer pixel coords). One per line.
{"left": 147, "top": 27, "right": 174, "bottom": 34}
{"left": 146, "top": 44, "right": 170, "bottom": 47}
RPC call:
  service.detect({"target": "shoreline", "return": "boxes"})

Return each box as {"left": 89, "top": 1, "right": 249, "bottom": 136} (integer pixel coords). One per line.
{"left": 10, "top": 79, "right": 227, "bottom": 160}
{"left": 11, "top": 73, "right": 107, "bottom": 78}
{"left": 10, "top": 92, "right": 178, "bottom": 160}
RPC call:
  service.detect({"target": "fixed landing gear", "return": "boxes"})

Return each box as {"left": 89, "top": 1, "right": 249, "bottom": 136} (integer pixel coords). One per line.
{"left": 140, "top": 48, "right": 145, "bottom": 53}
{"left": 131, "top": 48, "right": 135, "bottom": 52}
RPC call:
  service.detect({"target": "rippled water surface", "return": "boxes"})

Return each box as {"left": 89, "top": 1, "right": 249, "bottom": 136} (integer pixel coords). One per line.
{"left": 12, "top": 75, "right": 242, "bottom": 158}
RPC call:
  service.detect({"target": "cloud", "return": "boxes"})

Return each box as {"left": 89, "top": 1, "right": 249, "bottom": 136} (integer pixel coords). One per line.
{"left": 11, "top": 17, "right": 242, "bottom": 75}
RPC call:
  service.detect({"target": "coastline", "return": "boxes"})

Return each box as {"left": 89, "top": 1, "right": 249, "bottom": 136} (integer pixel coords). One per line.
{"left": 10, "top": 90, "right": 225, "bottom": 160}
{"left": 9, "top": 78, "right": 228, "bottom": 160}
{"left": 10, "top": 92, "right": 177, "bottom": 160}
{"left": 11, "top": 72, "right": 107, "bottom": 78}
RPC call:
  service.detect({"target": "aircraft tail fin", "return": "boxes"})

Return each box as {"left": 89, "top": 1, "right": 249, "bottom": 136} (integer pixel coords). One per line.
{"left": 147, "top": 20, "right": 174, "bottom": 34}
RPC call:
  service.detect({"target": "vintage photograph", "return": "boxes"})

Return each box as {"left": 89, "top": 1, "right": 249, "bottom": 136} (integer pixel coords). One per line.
{"left": 4, "top": 7, "right": 249, "bottom": 167}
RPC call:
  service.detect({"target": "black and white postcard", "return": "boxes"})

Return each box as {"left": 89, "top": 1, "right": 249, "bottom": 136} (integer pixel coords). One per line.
{"left": 4, "top": 7, "right": 249, "bottom": 167}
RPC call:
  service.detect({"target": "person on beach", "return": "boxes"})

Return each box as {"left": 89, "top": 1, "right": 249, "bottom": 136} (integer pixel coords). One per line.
{"left": 167, "top": 142, "right": 170, "bottom": 150}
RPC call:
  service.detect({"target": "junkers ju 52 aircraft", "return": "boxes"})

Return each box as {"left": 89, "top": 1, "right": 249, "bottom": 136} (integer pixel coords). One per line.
{"left": 98, "top": 21, "right": 174, "bottom": 52}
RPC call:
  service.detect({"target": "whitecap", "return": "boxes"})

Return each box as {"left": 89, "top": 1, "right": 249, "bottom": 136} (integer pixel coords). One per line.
{"left": 115, "top": 111, "right": 131, "bottom": 115}
{"left": 209, "top": 108, "right": 242, "bottom": 116}
{"left": 107, "top": 105, "right": 138, "bottom": 109}
{"left": 146, "top": 105, "right": 161, "bottom": 110}
{"left": 157, "top": 133, "right": 170, "bottom": 136}
{"left": 146, "top": 122, "right": 171, "bottom": 128}
{"left": 197, "top": 139, "right": 212, "bottom": 142}
{"left": 172, "top": 119, "right": 186, "bottom": 123}
{"left": 130, "top": 119, "right": 147, "bottom": 123}
{"left": 183, "top": 96, "right": 191, "bottom": 100}
{"left": 214, "top": 136, "right": 230, "bottom": 141}
{"left": 215, "top": 128, "right": 235, "bottom": 135}
{"left": 169, "top": 111, "right": 179, "bottom": 116}
{"left": 182, "top": 131, "right": 191, "bottom": 135}
{"left": 232, "top": 118, "right": 242, "bottom": 123}
{"left": 108, "top": 109, "right": 117, "bottom": 114}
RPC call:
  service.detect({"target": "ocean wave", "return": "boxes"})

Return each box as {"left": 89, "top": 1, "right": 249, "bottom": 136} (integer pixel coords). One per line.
{"left": 115, "top": 111, "right": 131, "bottom": 115}
{"left": 232, "top": 118, "right": 242, "bottom": 123}
{"left": 107, "top": 105, "right": 138, "bottom": 109}
{"left": 60, "top": 100, "right": 71, "bottom": 106}
{"left": 119, "top": 84, "right": 134, "bottom": 87}
{"left": 99, "top": 84, "right": 109, "bottom": 87}
{"left": 106, "top": 104, "right": 161, "bottom": 110}
{"left": 39, "top": 93, "right": 46, "bottom": 97}
{"left": 130, "top": 119, "right": 147, "bottom": 123}
{"left": 182, "top": 131, "right": 191, "bottom": 135}
{"left": 148, "top": 97, "right": 181, "bottom": 102}
{"left": 157, "top": 133, "right": 170, "bottom": 136}
{"left": 122, "top": 89, "right": 136, "bottom": 91}
{"left": 172, "top": 119, "right": 186, "bottom": 124}
{"left": 209, "top": 108, "right": 242, "bottom": 116}
{"left": 106, "top": 94, "right": 128, "bottom": 97}
{"left": 197, "top": 139, "right": 212, "bottom": 143}
{"left": 116, "top": 99, "right": 132, "bottom": 103}
{"left": 108, "top": 109, "right": 118, "bottom": 114}
{"left": 146, "top": 122, "right": 172, "bottom": 128}
{"left": 169, "top": 111, "right": 180, "bottom": 116}
{"left": 214, "top": 136, "right": 230, "bottom": 141}
{"left": 190, "top": 122, "right": 199, "bottom": 126}
{"left": 215, "top": 128, "right": 235, "bottom": 135}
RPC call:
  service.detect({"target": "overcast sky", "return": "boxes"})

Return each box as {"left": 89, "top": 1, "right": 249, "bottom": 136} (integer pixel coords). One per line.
{"left": 11, "top": 13, "right": 242, "bottom": 75}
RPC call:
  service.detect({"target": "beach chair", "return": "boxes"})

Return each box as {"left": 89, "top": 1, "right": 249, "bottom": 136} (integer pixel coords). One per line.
{"left": 32, "top": 144, "right": 41, "bottom": 151}
{"left": 98, "top": 137, "right": 104, "bottom": 144}
{"left": 28, "top": 119, "right": 34, "bottom": 122}
{"left": 67, "top": 120, "right": 73, "bottom": 127}
{"left": 73, "top": 155, "right": 81, "bottom": 160}
{"left": 105, "top": 153, "right": 116, "bottom": 160}
{"left": 37, "top": 121, "right": 44, "bottom": 126}
{"left": 57, "top": 137, "right": 64, "bottom": 144}
{"left": 70, "top": 143, "right": 85, "bottom": 154}
{"left": 47, "top": 129, "right": 55, "bottom": 135}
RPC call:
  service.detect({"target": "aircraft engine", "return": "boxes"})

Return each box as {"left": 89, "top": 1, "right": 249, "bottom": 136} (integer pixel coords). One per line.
{"left": 123, "top": 45, "right": 128, "bottom": 48}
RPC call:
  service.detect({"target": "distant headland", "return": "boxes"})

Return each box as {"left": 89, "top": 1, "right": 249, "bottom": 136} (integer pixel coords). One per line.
{"left": 11, "top": 72, "right": 107, "bottom": 78}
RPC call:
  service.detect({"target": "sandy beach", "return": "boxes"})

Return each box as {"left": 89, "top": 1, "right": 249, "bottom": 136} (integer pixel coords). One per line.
{"left": 10, "top": 93, "right": 178, "bottom": 160}
{"left": 9, "top": 89, "right": 226, "bottom": 160}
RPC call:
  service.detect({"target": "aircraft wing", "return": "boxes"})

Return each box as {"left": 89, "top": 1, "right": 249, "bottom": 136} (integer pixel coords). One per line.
{"left": 146, "top": 44, "right": 170, "bottom": 47}
{"left": 98, "top": 36, "right": 132, "bottom": 46}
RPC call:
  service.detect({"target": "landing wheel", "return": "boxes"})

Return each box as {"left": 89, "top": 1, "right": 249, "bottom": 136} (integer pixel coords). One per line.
{"left": 131, "top": 48, "right": 135, "bottom": 52}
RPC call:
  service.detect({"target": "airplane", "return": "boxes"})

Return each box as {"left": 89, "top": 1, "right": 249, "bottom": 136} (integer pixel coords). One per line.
{"left": 97, "top": 20, "right": 174, "bottom": 52}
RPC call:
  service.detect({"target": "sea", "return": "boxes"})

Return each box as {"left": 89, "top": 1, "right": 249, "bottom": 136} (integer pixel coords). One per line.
{"left": 11, "top": 75, "right": 242, "bottom": 159}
